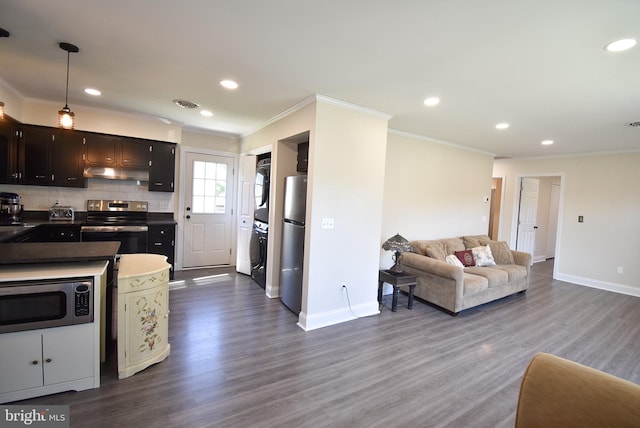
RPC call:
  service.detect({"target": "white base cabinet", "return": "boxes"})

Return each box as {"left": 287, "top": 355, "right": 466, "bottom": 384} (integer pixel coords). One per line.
{"left": 0, "top": 324, "right": 94, "bottom": 400}
{"left": 117, "top": 254, "right": 171, "bottom": 379}
{"left": 0, "top": 261, "right": 106, "bottom": 404}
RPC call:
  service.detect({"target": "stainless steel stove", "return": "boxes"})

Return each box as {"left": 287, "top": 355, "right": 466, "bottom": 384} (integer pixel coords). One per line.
{"left": 81, "top": 200, "right": 149, "bottom": 253}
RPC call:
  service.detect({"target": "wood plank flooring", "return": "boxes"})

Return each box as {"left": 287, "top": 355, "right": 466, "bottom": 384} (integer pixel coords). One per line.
{"left": 13, "top": 260, "right": 640, "bottom": 427}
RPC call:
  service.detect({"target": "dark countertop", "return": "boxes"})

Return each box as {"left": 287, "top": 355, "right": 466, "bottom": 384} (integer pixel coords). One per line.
{"left": 0, "top": 212, "right": 175, "bottom": 243}
{"left": 0, "top": 241, "right": 121, "bottom": 265}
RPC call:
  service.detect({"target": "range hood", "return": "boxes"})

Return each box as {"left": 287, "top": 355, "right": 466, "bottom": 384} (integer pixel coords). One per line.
{"left": 83, "top": 166, "right": 149, "bottom": 182}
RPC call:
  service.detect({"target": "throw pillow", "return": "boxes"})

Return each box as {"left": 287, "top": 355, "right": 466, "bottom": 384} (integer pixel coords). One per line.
{"left": 472, "top": 245, "right": 496, "bottom": 267}
{"left": 445, "top": 254, "right": 465, "bottom": 268}
{"left": 454, "top": 250, "right": 476, "bottom": 267}
{"left": 489, "top": 241, "right": 515, "bottom": 265}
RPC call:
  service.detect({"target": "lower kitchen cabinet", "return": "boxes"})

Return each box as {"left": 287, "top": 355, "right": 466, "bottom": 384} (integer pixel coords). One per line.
{"left": 0, "top": 324, "right": 94, "bottom": 401}
{"left": 148, "top": 223, "right": 175, "bottom": 277}
{"left": 0, "top": 261, "right": 106, "bottom": 404}
{"left": 117, "top": 254, "right": 171, "bottom": 379}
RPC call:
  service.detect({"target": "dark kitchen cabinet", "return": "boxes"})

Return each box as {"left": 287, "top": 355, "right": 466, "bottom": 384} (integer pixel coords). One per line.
{"left": 84, "top": 133, "right": 120, "bottom": 166}
{"left": 121, "top": 139, "right": 150, "bottom": 168}
{"left": 148, "top": 223, "right": 175, "bottom": 277}
{"left": 21, "top": 125, "right": 53, "bottom": 186}
{"left": 297, "top": 141, "right": 309, "bottom": 173}
{"left": 21, "top": 125, "right": 85, "bottom": 187}
{"left": 84, "top": 134, "right": 149, "bottom": 168}
{"left": 149, "top": 142, "right": 176, "bottom": 192}
{"left": 0, "top": 115, "right": 20, "bottom": 184}
{"left": 52, "top": 130, "right": 86, "bottom": 187}
{"left": 21, "top": 224, "right": 82, "bottom": 242}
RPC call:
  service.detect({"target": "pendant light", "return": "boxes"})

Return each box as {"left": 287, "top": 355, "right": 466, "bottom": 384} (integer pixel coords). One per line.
{"left": 58, "top": 42, "right": 79, "bottom": 129}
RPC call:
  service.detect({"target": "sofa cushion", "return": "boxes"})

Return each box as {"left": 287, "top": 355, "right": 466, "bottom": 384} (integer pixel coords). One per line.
{"left": 426, "top": 245, "right": 447, "bottom": 261}
{"left": 443, "top": 238, "right": 466, "bottom": 255}
{"left": 463, "top": 273, "right": 488, "bottom": 295}
{"left": 411, "top": 240, "right": 434, "bottom": 256}
{"left": 489, "top": 241, "right": 516, "bottom": 265}
{"left": 490, "top": 264, "right": 528, "bottom": 282}
{"left": 463, "top": 235, "right": 492, "bottom": 249}
{"left": 465, "top": 266, "right": 509, "bottom": 287}
{"left": 455, "top": 250, "right": 476, "bottom": 266}
{"left": 412, "top": 238, "right": 465, "bottom": 259}
{"left": 472, "top": 245, "right": 496, "bottom": 266}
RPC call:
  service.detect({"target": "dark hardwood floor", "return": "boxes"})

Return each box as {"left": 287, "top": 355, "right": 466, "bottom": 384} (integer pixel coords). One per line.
{"left": 14, "top": 260, "right": 640, "bottom": 427}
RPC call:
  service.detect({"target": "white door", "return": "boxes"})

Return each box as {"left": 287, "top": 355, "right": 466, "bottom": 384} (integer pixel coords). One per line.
{"left": 183, "top": 152, "right": 234, "bottom": 268}
{"left": 516, "top": 177, "right": 539, "bottom": 260}
{"left": 236, "top": 155, "right": 256, "bottom": 274}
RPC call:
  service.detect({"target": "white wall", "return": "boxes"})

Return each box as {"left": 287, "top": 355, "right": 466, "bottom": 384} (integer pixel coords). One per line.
{"left": 381, "top": 131, "right": 495, "bottom": 268}
{"left": 494, "top": 152, "right": 640, "bottom": 295}
{"left": 301, "top": 99, "right": 389, "bottom": 330}
{"left": 182, "top": 128, "right": 240, "bottom": 153}
{"left": 240, "top": 101, "right": 316, "bottom": 297}
{"left": 21, "top": 99, "right": 182, "bottom": 143}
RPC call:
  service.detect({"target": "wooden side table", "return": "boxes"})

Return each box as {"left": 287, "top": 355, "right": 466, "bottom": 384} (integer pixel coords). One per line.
{"left": 378, "top": 270, "right": 417, "bottom": 312}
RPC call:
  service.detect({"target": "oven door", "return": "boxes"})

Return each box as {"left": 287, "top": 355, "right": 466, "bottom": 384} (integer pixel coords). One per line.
{"left": 81, "top": 225, "right": 148, "bottom": 254}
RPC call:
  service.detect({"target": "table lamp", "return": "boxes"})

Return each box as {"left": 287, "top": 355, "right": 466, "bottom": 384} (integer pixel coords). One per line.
{"left": 382, "top": 233, "right": 413, "bottom": 274}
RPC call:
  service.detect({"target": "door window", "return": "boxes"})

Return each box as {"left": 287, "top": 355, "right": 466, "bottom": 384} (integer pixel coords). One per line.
{"left": 192, "top": 161, "right": 227, "bottom": 214}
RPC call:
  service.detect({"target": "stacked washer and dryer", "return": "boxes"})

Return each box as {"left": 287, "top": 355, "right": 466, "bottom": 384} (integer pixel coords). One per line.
{"left": 249, "top": 157, "right": 271, "bottom": 288}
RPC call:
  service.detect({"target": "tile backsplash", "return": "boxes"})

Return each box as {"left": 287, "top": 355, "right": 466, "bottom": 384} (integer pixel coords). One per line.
{"left": 1, "top": 179, "right": 176, "bottom": 213}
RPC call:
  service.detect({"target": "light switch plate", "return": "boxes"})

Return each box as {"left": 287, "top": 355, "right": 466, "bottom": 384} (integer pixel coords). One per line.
{"left": 321, "top": 218, "right": 334, "bottom": 229}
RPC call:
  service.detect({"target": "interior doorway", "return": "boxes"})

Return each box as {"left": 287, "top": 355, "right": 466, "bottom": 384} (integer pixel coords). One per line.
{"left": 515, "top": 175, "right": 562, "bottom": 264}
{"left": 488, "top": 177, "right": 503, "bottom": 240}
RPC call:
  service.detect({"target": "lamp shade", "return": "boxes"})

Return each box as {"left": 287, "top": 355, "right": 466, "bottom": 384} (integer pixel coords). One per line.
{"left": 382, "top": 233, "right": 413, "bottom": 253}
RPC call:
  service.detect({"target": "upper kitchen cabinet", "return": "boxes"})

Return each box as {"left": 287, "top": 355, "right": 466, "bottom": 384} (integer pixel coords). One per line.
{"left": 21, "top": 125, "right": 86, "bottom": 188}
{"left": 52, "top": 129, "right": 86, "bottom": 187}
{"left": 121, "top": 139, "right": 151, "bottom": 168}
{"left": 0, "top": 115, "right": 20, "bottom": 184}
{"left": 149, "top": 141, "right": 176, "bottom": 192}
{"left": 84, "top": 133, "right": 120, "bottom": 167}
{"left": 84, "top": 134, "right": 149, "bottom": 169}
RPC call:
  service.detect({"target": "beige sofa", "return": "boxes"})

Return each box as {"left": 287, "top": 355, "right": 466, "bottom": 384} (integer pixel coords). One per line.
{"left": 516, "top": 353, "right": 640, "bottom": 428}
{"left": 400, "top": 235, "right": 531, "bottom": 315}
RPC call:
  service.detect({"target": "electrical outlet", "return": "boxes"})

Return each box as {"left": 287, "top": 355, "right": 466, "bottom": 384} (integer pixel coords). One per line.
{"left": 617, "top": 266, "right": 624, "bottom": 274}
{"left": 322, "top": 218, "right": 334, "bottom": 229}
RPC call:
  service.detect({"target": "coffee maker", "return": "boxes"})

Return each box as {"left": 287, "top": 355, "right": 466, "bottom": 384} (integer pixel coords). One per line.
{"left": 0, "top": 192, "right": 24, "bottom": 224}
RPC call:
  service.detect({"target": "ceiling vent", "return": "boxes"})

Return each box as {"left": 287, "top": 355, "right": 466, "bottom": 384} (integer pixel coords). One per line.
{"left": 625, "top": 121, "right": 640, "bottom": 128}
{"left": 173, "top": 99, "right": 200, "bottom": 109}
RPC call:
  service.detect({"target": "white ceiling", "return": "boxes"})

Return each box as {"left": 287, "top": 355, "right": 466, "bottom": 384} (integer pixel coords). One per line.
{"left": 1, "top": 0, "right": 639, "bottom": 158}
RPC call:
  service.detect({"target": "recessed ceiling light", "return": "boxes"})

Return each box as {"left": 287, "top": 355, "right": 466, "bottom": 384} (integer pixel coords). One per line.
{"left": 496, "top": 123, "right": 509, "bottom": 129}
{"left": 604, "top": 38, "right": 637, "bottom": 52}
{"left": 423, "top": 97, "right": 440, "bottom": 107}
{"left": 220, "top": 79, "right": 239, "bottom": 90}
{"left": 200, "top": 110, "right": 213, "bottom": 117}
{"left": 541, "top": 140, "right": 554, "bottom": 146}
{"left": 84, "top": 88, "right": 101, "bottom": 96}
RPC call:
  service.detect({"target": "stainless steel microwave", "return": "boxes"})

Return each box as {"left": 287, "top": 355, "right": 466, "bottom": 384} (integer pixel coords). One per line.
{"left": 0, "top": 278, "right": 94, "bottom": 334}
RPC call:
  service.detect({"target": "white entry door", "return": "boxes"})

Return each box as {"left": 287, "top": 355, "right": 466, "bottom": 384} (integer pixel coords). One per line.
{"left": 183, "top": 152, "right": 234, "bottom": 268}
{"left": 516, "top": 177, "right": 539, "bottom": 261}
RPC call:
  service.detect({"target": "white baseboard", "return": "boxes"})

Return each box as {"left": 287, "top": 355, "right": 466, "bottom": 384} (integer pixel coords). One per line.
{"left": 555, "top": 273, "right": 640, "bottom": 298}
{"left": 297, "top": 301, "right": 379, "bottom": 331}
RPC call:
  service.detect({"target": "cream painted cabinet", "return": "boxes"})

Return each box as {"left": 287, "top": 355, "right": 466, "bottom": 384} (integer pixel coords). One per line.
{"left": 117, "top": 254, "right": 171, "bottom": 379}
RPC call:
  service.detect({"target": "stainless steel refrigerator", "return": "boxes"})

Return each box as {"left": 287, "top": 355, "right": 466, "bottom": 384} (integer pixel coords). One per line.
{"left": 280, "top": 175, "right": 307, "bottom": 314}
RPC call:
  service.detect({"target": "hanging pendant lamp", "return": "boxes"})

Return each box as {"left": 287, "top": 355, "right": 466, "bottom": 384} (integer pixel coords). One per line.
{"left": 58, "top": 42, "right": 79, "bottom": 129}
